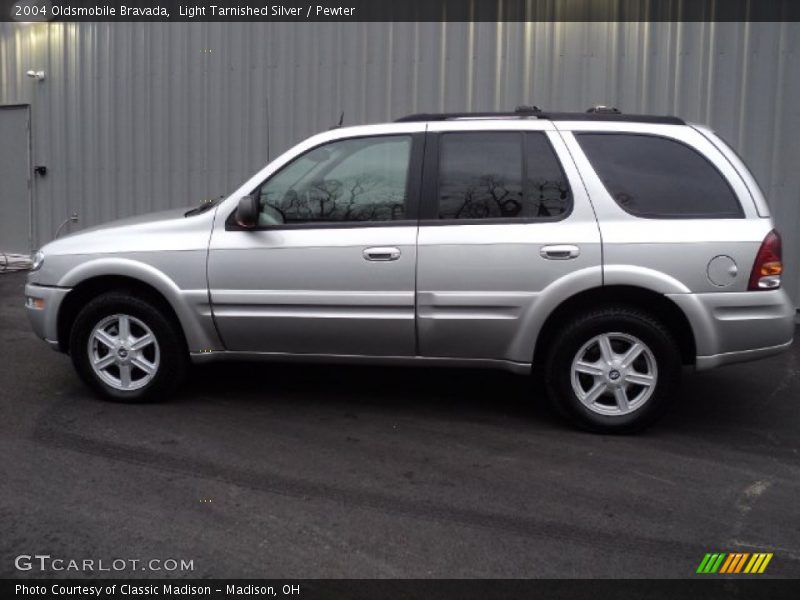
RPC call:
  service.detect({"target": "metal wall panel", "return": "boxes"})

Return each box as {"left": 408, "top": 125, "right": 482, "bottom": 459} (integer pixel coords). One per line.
{"left": 1, "top": 21, "right": 798, "bottom": 304}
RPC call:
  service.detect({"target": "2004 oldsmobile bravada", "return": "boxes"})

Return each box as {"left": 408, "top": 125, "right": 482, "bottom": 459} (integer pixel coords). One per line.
{"left": 25, "top": 107, "right": 795, "bottom": 432}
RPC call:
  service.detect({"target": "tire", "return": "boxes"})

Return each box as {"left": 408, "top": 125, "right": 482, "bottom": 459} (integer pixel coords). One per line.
{"left": 544, "top": 306, "right": 681, "bottom": 433}
{"left": 69, "top": 291, "right": 188, "bottom": 402}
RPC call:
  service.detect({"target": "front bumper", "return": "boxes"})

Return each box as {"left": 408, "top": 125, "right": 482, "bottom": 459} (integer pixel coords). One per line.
{"left": 25, "top": 283, "right": 71, "bottom": 351}
{"left": 667, "top": 289, "right": 795, "bottom": 371}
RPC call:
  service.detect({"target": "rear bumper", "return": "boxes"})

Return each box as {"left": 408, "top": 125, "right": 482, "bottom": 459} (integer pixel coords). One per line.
{"left": 25, "top": 282, "right": 71, "bottom": 351}
{"left": 695, "top": 339, "right": 793, "bottom": 370}
{"left": 667, "top": 289, "right": 795, "bottom": 371}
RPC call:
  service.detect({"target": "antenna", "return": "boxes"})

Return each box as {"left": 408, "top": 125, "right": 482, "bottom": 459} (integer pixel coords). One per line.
{"left": 330, "top": 112, "right": 344, "bottom": 130}
{"left": 265, "top": 93, "right": 271, "bottom": 160}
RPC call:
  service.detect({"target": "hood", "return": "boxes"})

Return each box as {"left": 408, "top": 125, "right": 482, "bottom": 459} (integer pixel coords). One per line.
{"left": 40, "top": 206, "right": 217, "bottom": 256}
{"left": 70, "top": 207, "right": 193, "bottom": 235}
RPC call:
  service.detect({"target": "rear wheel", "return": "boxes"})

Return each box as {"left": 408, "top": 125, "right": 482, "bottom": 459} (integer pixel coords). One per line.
{"left": 544, "top": 307, "right": 681, "bottom": 433}
{"left": 69, "top": 292, "right": 187, "bottom": 402}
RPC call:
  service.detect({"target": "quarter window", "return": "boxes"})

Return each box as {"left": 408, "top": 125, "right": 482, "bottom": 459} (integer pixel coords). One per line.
{"left": 436, "top": 132, "right": 571, "bottom": 221}
{"left": 576, "top": 133, "right": 743, "bottom": 218}
{"left": 256, "top": 135, "right": 412, "bottom": 226}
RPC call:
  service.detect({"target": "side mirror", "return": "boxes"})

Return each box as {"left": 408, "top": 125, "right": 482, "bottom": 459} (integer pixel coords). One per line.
{"left": 235, "top": 195, "right": 258, "bottom": 229}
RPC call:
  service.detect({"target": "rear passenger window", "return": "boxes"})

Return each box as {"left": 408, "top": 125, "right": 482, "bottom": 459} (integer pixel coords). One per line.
{"left": 577, "top": 133, "right": 743, "bottom": 218}
{"left": 437, "top": 132, "right": 571, "bottom": 221}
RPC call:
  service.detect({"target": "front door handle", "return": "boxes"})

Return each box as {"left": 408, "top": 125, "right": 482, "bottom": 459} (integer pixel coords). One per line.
{"left": 363, "top": 247, "right": 401, "bottom": 261}
{"left": 540, "top": 244, "right": 580, "bottom": 260}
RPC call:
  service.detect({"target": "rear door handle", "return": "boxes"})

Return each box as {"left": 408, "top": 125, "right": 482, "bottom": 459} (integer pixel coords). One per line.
{"left": 540, "top": 244, "right": 580, "bottom": 260}
{"left": 363, "top": 247, "right": 401, "bottom": 261}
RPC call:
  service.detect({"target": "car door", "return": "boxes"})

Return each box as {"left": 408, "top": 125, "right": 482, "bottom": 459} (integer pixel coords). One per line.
{"left": 415, "top": 121, "right": 602, "bottom": 364}
{"left": 207, "top": 131, "right": 424, "bottom": 356}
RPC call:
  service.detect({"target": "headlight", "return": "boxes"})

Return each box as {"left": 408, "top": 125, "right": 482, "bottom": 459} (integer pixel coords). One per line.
{"left": 31, "top": 250, "right": 45, "bottom": 271}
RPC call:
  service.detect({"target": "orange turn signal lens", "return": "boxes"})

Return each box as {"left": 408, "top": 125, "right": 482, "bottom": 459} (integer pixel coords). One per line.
{"left": 26, "top": 297, "right": 45, "bottom": 310}
{"left": 760, "top": 261, "right": 783, "bottom": 276}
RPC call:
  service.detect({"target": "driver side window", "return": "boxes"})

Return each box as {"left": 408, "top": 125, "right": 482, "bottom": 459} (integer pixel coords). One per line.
{"left": 257, "top": 135, "right": 412, "bottom": 226}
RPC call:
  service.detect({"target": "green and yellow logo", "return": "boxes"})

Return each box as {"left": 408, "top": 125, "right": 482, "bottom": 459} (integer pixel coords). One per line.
{"left": 697, "top": 552, "right": 773, "bottom": 574}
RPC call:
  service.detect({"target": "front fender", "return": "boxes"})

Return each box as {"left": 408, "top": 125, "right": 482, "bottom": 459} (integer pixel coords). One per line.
{"left": 58, "top": 257, "right": 222, "bottom": 352}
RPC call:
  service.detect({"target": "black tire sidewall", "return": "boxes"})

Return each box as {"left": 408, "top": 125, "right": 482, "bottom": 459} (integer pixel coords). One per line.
{"left": 545, "top": 309, "right": 680, "bottom": 433}
{"left": 69, "top": 293, "right": 186, "bottom": 402}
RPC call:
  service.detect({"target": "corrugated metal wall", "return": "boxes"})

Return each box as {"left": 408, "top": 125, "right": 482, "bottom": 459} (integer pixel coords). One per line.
{"left": 1, "top": 21, "right": 799, "bottom": 304}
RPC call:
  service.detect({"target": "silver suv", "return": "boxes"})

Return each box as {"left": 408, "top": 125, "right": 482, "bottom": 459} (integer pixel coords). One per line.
{"left": 25, "top": 108, "right": 795, "bottom": 432}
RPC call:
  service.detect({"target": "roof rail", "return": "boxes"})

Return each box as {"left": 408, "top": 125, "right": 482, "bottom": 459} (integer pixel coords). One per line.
{"left": 394, "top": 109, "right": 685, "bottom": 125}
{"left": 545, "top": 112, "right": 684, "bottom": 125}
{"left": 395, "top": 106, "right": 543, "bottom": 123}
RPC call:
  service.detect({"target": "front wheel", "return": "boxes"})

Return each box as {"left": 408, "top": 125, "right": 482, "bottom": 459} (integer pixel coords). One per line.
{"left": 69, "top": 292, "right": 188, "bottom": 402}
{"left": 544, "top": 307, "right": 681, "bottom": 433}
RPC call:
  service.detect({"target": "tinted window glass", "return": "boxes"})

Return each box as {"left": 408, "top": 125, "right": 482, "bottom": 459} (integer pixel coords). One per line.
{"left": 525, "top": 133, "right": 572, "bottom": 218}
{"left": 437, "top": 132, "right": 570, "bottom": 220}
{"left": 438, "top": 133, "right": 523, "bottom": 220}
{"left": 257, "top": 135, "right": 411, "bottom": 225}
{"left": 577, "top": 133, "right": 743, "bottom": 218}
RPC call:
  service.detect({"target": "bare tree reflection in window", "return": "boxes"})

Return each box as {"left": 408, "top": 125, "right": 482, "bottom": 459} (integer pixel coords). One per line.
{"left": 255, "top": 135, "right": 412, "bottom": 225}
{"left": 450, "top": 174, "right": 522, "bottom": 219}
{"left": 267, "top": 174, "right": 404, "bottom": 222}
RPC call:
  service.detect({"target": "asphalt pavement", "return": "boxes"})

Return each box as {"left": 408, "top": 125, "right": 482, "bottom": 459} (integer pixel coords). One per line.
{"left": 1, "top": 271, "right": 799, "bottom": 578}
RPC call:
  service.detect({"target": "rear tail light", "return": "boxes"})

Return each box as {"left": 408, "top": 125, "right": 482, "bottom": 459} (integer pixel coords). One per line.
{"left": 748, "top": 229, "right": 783, "bottom": 290}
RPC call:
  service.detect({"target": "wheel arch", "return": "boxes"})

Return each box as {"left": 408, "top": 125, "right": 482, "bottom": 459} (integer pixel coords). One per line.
{"left": 57, "top": 275, "right": 187, "bottom": 354}
{"left": 55, "top": 258, "right": 221, "bottom": 354}
{"left": 532, "top": 285, "right": 697, "bottom": 368}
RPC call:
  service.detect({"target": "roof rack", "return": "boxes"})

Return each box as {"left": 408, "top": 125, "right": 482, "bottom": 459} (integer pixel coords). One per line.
{"left": 395, "top": 106, "right": 684, "bottom": 125}
{"left": 545, "top": 112, "right": 684, "bottom": 125}
{"left": 395, "top": 105, "right": 543, "bottom": 123}
{"left": 586, "top": 105, "right": 621, "bottom": 114}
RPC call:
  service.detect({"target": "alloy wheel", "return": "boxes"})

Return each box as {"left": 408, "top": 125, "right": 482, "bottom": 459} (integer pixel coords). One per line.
{"left": 88, "top": 314, "right": 160, "bottom": 391}
{"left": 570, "top": 332, "right": 658, "bottom": 416}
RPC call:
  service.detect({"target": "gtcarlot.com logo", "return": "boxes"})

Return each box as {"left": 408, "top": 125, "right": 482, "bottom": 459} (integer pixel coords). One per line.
{"left": 15, "top": 554, "right": 194, "bottom": 573}
{"left": 696, "top": 552, "right": 773, "bottom": 574}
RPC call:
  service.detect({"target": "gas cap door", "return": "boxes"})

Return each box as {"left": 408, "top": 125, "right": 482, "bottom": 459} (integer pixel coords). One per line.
{"left": 707, "top": 255, "right": 739, "bottom": 287}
